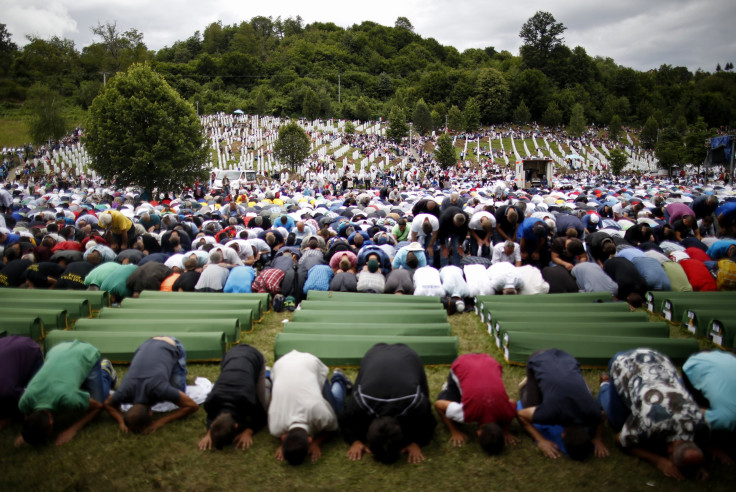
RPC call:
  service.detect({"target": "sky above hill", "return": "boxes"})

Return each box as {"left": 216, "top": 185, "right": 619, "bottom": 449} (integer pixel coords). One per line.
{"left": 3, "top": 0, "right": 735, "bottom": 73}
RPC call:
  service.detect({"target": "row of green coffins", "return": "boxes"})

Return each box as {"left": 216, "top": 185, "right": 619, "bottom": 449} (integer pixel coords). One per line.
{"left": 475, "top": 292, "right": 699, "bottom": 367}
{"left": 275, "top": 290, "right": 457, "bottom": 366}
{"left": 645, "top": 291, "right": 736, "bottom": 348}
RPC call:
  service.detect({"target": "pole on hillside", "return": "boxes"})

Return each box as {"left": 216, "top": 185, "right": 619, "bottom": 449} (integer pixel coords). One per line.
{"left": 730, "top": 136, "right": 735, "bottom": 181}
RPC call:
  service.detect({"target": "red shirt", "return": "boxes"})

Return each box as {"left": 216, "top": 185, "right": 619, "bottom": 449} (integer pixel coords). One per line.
{"left": 452, "top": 353, "right": 515, "bottom": 425}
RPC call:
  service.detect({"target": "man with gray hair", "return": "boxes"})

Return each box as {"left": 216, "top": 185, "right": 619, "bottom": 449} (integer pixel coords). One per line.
{"left": 491, "top": 240, "right": 522, "bottom": 266}
{"left": 194, "top": 250, "right": 231, "bottom": 292}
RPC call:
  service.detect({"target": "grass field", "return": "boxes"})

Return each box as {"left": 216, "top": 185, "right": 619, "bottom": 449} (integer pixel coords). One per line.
{"left": 0, "top": 308, "right": 732, "bottom": 492}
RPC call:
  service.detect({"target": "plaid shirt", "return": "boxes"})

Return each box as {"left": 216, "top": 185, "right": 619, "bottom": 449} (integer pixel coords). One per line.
{"left": 251, "top": 267, "right": 285, "bottom": 295}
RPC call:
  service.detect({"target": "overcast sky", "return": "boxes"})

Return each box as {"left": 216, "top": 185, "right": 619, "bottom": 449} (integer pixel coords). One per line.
{"left": 3, "top": 0, "right": 735, "bottom": 73}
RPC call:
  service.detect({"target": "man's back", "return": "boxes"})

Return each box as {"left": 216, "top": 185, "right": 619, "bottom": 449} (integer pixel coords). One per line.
{"left": 110, "top": 338, "right": 181, "bottom": 406}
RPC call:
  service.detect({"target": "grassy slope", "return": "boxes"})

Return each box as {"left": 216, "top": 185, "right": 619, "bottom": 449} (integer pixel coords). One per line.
{"left": 1, "top": 307, "right": 731, "bottom": 492}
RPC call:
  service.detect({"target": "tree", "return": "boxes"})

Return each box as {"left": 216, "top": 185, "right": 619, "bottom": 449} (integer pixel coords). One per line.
{"left": 254, "top": 89, "right": 267, "bottom": 115}
{"left": 513, "top": 101, "right": 531, "bottom": 124}
{"left": 344, "top": 121, "right": 356, "bottom": 134}
{"left": 655, "top": 128, "right": 684, "bottom": 176}
{"left": 354, "top": 97, "right": 372, "bottom": 122}
{"left": 412, "top": 98, "right": 432, "bottom": 135}
{"left": 85, "top": 64, "right": 208, "bottom": 196}
{"left": 0, "top": 23, "right": 18, "bottom": 75}
{"left": 27, "top": 83, "right": 67, "bottom": 144}
{"left": 542, "top": 101, "right": 563, "bottom": 127}
{"left": 434, "top": 133, "right": 456, "bottom": 169}
{"left": 302, "top": 88, "right": 320, "bottom": 120}
{"left": 683, "top": 117, "right": 712, "bottom": 168}
{"left": 519, "top": 11, "right": 566, "bottom": 71}
{"left": 608, "top": 114, "right": 622, "bottom": 141}
{"left": 273, "top": 121, "right": 310, "bottom": 172}
{"left": 447, "top": 105, "right": 464, "bottom": 132}
{"left": 91, "top": 22, "right": 149, "bottom": 72}
{"left": 567, "top": 103, "right": 586, "bottom": 137}
{"left": 475, "top": 68, "right": 509, "bottom": 124}
{"left": 640, "top": 115, "right": 659, "bottom": 150}
{"left": 463, "top": 98, "right": 481, "bottom": 132}
{"left": 395, "top": 17, "right": 415, "bottom": 32}
{"left": 386, "top": 105, "right": 408, "bottom": 143}
{"left": 608, "top": 148, "right": 628, "bottom": 175}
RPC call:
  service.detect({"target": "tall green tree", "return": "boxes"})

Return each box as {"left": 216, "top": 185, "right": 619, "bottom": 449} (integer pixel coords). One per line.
{"left": 608, "top": 148, "right": 628, "bottom": 175}
{"left": 85, "top": 64, "right": 208, "bottom": 196}
{"left": 354, "top": 97, "right": 372, "bottom": 122}
{"left": 640, "top": 115, "right": 659, "bottom": 150}
{"left": 0, "top": 23, "right": 18, "bottom": 75}
{"left": 254, "top": 89, "right": 267, "bottom": 115}
{"left": 608, "top": 114, "right": 622, "bottom": 141}
{"left": 27, "top": 83, "right": 67, "bottom": 144}
{"left": 386, "top": 105, "right": 408, "bottom": 143}
{"left": 475, "top": 68, "right": 509, "bottom": 124}
{"left": 655, "top": 128, "right": 684, "bottom": 176}
{"left": 273, "top": 121, "right": 311, "bottom": 172}
{"left": 567, "top": 103, "right": 586, "bottom": 137}
{"left": 91, "top": 22, "right": 149, "bottom": 72}
{"left": 513, "top": 101, "right": 531, "bottom": 124}
{"left": 447, "top": 105, "right": 464, "bottom": 132}
{"left": 519, "top": 11, "right": 566, "bottom": 72}
{"left": 463, "top": 98, "right": 481, "bottom": 132}
{"left": 683, "top": 117, "right": 712, "bottom": 168}
{"left": 302, "top": 88, "right": 320, "bottom": 120}
{"left": 412, "top": 98, "right": 433, "bottom": 135}
{"left": 434, "top": 133, "right": 456, "bottom": 169}
{"left": 542, "top": 101, "right": 563, "bottom": 127}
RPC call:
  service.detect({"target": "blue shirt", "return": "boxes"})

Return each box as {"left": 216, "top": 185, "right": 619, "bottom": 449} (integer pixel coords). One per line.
{"left": 224, "top": 266, "right": 256, "bottom": 293}
{"left": 631, "top": 256, "right": 671, "bottom": 291}
{"left": 682, "top": 351, "right": 736, "bottom": 431}
{"left": 303, "top": 264, "right": 334, "bottom": 293}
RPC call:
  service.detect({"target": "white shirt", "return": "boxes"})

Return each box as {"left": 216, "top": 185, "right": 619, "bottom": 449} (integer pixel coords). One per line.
{"left": 469, "top": 211, "right": 496, "bottom": 231}
{"left": 409, "top": 214, "right": 439, "bottom": 239}
{"left": 491, "top": 242, "right": 521, "bottom": 265}
{"left": 268, "top": 350, "right": 337, "bottom": 437}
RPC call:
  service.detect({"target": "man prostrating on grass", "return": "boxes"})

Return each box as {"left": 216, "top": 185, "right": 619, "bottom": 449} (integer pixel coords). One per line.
{"left": 105, "top": 336, "right": 198, "bottom": 434}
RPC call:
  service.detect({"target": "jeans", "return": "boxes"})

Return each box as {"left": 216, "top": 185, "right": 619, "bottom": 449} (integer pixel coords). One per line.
{"left": 170, "top": 339, "right": 188, "bottom": 392}
{"left": 82, "top": 359, "right": 113, "bottom": 403}
{"left": 440, "top": 235, "right": 463, "bottom": 267}
{"left": 596, "top": 351, "right": 632, "bottom": 432}
{"left": 322, "top": 372, "right": 349, "bottom": 415}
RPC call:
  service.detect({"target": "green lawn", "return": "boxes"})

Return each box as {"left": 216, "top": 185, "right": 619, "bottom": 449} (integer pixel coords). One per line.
{"left": 0, "top": 310, "right": 732, "bottom": 492}
{"left": 0, "top": 115, "right": 31, "bottom": 148}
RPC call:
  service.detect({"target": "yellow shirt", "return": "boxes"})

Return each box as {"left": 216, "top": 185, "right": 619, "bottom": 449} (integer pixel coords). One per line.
{"left": 102, "top": 210, "right": 133, "bottom": 234}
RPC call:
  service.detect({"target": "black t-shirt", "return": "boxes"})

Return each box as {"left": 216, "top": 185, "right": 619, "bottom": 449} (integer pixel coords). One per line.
{"left": 541, "top": 266, "right": 579, "bottom": 293}
{"left": 55, "top": 261, "right": 96, "bottom": 290}
{"left": 527, "top": 349, "right": 602, "bottom": 427}
{"left": 22, "top": 261, "right": 65, "bottom": 287}
{"left": 339, "top": 343, "right": 436, "bottom": 446}
{"left": 494, "top": 205, "right": 521, "bottom": 236}
{"left": 550, "top": 237, "right": 576, "bottom": 264}
{"left": 172, "top": 271, "right": 201, "bottom": 291}
{"left": 0, "top": 259, "right": 32, "bottom": 287}
{"left": 110, "top": 338, "right": 182, "bottom": 405}
{"left": 603, "top": 257, "right": 646, "bottom": 300}
{"left": 203, "top": 345, "right": 266, "bottom": 432}
{"left": 437, "top": 206, "right": 469, "bottom": 240}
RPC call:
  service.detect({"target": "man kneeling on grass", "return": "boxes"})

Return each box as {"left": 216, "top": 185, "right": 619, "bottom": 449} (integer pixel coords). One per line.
{"left": 198, "top": 345, "right": 269, "bottom": 451}
{"left": 16, "top": 340, "right": 117, "bottom": 447}
{"left": 105, "top": 336, "right": 198, "bottom": 434}
{"left": 516, "top": 349, "right": 609, "bottom": 461}
{"left": 435, "top": 353, "right": 518, "bottom": 455}
{"left": 268, "top": 349, "right": 351, "bottom": 465}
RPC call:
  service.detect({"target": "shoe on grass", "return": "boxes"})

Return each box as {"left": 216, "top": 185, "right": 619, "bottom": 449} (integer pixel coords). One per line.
{"left": 101, "top": 359, "right": 118, "bottom": 390}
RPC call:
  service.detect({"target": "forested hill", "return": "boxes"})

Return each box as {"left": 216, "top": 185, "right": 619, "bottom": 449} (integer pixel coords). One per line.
{"left": 1, "top": 13, "right": 735, "bottom": 133}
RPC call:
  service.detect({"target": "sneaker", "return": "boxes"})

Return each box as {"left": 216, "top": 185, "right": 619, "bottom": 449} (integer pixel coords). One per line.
{"left": 332, "top": 368, "right": 353, "bottom": 393}
{"left": 284, "top": 296, "right": 296, "bottom": 312}
{"left": 101, "top": 359, "right": 118, "bottom": 390}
